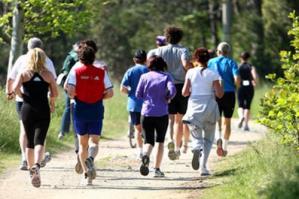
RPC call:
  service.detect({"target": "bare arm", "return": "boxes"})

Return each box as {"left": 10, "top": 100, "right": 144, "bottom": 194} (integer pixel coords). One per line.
{"left": 251, "top": 66, "right": 258, "bottom": 87}
{"left": 48, "top": 73, "right": 58, "bottom": 112}
{"left": 213, "top": 80, "right": 224, "bottom": 98}
{"left": 182, "top": 78, "right": 191, "bottom": 97}
{"left": 66, "top": 84, "right": 76, "bottom": 99}
{"left": 6, "top": 79, "right": 15, "bottom": 100}
{"left": 120, "top": 85, "right": 129, "bottom": 94}
{"left": 234, "top": 75, "right": 241, "bottom": 89}
{"left": 103, "top": 88, "right": 114, "bottom": 99}
{"left": 182, "top": 59, "right": 192, "bottom": 71}
{"left": 12, "top": 72, "right": 24, "bottom": 98}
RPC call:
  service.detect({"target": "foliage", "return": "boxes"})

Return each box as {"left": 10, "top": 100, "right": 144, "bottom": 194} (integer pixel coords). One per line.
{"left": 201, "top": 133, "right": 299, "bottom": 199}
{"left": 0, "top": 0, "right": 91, "bottom": 42}
{"left": 259, "top": 12, "right": 299, "bottom": 148}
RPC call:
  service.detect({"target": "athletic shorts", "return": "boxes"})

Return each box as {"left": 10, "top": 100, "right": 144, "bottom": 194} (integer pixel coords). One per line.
{"left": 16, "top": 101, "right": 23, "bottom": 120}
{"left": 238, "top": 86, "right": 254, "bottom": 109}
{"left": 74, "top": 120, "right": 103, "bottom": 136}
{"left": 168, "top": 84, "right": 188, "bottom": 115}
{"left": 216, "top": 92, "right": 236, "bottom": 118}
{"left": 141, "top": 115, "right": 168, "bottom": 146}
{"left": 129, "top": 111, "right": 141, "bottom": 125}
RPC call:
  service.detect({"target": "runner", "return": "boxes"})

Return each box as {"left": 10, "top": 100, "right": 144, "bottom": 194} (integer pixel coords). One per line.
{"left": 208, "top": 42, "right": 240, "bottom": 157}
{"left": 136, "top": 55, "right": 176, "bottom": 177}
{"left": 12, "top": 48, "right": 58, "bottom": 187}
{"left": 182, "top": 48, "right": 223, "bottom": 176}
{"left": 237, "top": 52, "right": 258, "bottom": 131}
{"left": 57, "top": 42, "right": 80, "bottom": 140}
{"left": 120, "top": 49, "right": 148, "bottom": 159}
{"left": 6, "top": 37, "right": 56, "bottom": 170}
{"left": 65, "top": 45, "right": 113, "bottom": 185}
{"left": 155, "top": 26, "right": 191, "bottom": 160}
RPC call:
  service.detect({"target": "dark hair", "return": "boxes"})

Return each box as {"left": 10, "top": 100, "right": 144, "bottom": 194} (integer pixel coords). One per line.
{"left": 193, "top": 48, "right": 210, "bottom": 74}
{"left": 147, "top": 55, "right": 167, "bottom": 71}
{"left": 164, "top": 26, "right": 183, "bottom": 44}
{"left": 240, "top": 51, "right": 250, "bottom": 60}
{"left": 78, "top": 46, "right": 95, "bottom": 65}
{"left": 133, "top": 49, "right": 147, "bottom": 63}
{"left": 79, "top": 40, "right": 98, "bottom": 53}
{"left": 193, "top": 48, "right": 210, "bottom": 64}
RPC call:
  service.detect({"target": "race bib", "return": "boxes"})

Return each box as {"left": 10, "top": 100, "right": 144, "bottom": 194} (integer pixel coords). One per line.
{"left": 242, "top": 80, "right": 250, "bottom": 86}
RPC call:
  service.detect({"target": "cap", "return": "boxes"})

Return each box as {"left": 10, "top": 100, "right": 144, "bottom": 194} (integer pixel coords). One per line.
{"left": 156, "top": 35, "right": 166, "bottom": 46}
{"left": 134, "top": 49, "right": 147, "bottom": 60}
{"left": 217, "top": 42, "right": 230, "bottom": 53}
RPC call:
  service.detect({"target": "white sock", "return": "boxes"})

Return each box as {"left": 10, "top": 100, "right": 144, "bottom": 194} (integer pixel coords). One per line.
{"left": 223, "top": 139, "right": 228, "bottom": 151}
{"left": 21, "top": 153, "right": 26, "bottom": 161}
{"left": 139, "top": 147, "right": 143, "bottom": 155}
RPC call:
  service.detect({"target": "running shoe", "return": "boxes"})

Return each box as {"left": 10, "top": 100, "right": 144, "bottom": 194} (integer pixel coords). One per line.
{"left": 140, "top": 155, "right": 150, "bottom": 176}
{"left": 154, "top": 168, "right": 165, "bottom": 178}
{"left": 175, "top": 150, "right": 181, "bottom": 160}
{"left": 200, "top": 167, "right": 211, "bottom": 176}
{"left": 182, "top": 144, "right": 188, "bottom": 154}
{"left": 191, "top": 149, "right": 202, "bottom": 170}
{"left": 167, "top": 141, "right": 176, "bottom": 160}
{"left": 81, "top": 172, "right": 92, "bottom": 186}
{"left": 40, "top": 152, "right": 51, "bottom": 168}
{"left": 30, "top": 165, "right": 41, "bottom": 188}
{"left": 243, "top": 125, "right": 250, "bottom": 131}
{"left": 85, "top": 157, "right": 96, "bottom": 180}
{"left": 19, "top": 160, "right": 28, "bottom": 170}
{"left": 216, "top": 138, "right": 224, "bottom": 157}
{"left": 75, "top": 155, "right": 83, "bottom": 174}
{"left": 238, "top": 117, "right": 244, "bottom": 128}
{"left": 58, "top": 132, "right": 64, "bottom": 140}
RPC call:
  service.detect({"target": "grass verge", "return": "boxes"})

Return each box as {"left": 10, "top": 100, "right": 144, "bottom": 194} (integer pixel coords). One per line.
{"left": 201, "top": 133, "right": 299, "bottom": 199}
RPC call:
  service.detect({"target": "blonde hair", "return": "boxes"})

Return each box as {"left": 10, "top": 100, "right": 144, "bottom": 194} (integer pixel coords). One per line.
{"left": 27, "top": 48, "right": 46, "bottom": 72}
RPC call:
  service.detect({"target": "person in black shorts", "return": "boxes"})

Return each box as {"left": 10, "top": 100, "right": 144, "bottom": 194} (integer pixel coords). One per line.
{"left": 237, "top": 52, "right": 258, "bottom": 131}
{"left": 13, "top": 48, "right": 58, "bottom": 188}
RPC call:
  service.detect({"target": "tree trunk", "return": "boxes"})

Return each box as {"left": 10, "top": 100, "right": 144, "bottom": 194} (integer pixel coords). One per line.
{"left": 209, "top": 0, "right": 219, "bottom": 49}
{"left": 222, "top": 0, "right": 232, "bottom": 44}
{"left": 7, "top": 2, "right": 24, "bottom": 74}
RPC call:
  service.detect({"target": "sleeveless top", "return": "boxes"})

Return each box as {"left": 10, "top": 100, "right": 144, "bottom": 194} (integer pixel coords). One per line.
{"left": 22, "top": 72, "right": 50, "bottom": 108}
{"left": 238, "top": 62, "right": 253, "bottom": 87}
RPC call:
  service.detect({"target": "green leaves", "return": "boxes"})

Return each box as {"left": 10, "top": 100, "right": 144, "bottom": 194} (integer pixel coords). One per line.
{"left": 259, "top": 12, "right": 299, "bottom": 149}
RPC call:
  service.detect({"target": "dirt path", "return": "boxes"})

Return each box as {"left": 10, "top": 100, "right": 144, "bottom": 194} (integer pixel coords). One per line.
{"left": 0, "top": 120, "right": 267, "bottom": 199}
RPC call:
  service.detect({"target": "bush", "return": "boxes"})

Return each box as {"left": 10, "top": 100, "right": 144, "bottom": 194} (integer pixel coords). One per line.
{"left": 259, "top": 11, "right": 299, "bottom": 149}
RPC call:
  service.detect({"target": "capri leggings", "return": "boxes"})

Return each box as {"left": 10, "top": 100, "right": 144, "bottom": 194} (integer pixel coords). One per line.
{"left": 238, "top": 86, "right": 254, "bottom": 109}
{"left": 21, "top": 103, "right": 50, "bottom": 149}
{"left": 141, "top": 115, "right": 168, "bottom": 146}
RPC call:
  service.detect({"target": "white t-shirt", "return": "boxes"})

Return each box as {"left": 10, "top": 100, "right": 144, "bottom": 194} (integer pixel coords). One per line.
{"left": 185, "top": 67, "right": 220, "bottom": 97}
{"left": 8, "top": 54, "right": 57, "bottom": 102}
{"left": 67, "top": 60, "right": 113, "bottom": 90}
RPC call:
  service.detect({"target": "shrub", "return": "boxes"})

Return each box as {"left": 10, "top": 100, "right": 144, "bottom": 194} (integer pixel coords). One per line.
{"left": 259, "top": 11, "right": 299, "bottom": 149}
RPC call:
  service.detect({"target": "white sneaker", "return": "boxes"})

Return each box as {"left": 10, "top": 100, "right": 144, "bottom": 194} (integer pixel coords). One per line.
{"left": 30, "top": 165, "right": 41, "bottom": 188}
{"left": 58, "top": 132, "right": 64, "bottom": 140}
{"left": 200, "top": 167, "right": 210, "bottom": 176}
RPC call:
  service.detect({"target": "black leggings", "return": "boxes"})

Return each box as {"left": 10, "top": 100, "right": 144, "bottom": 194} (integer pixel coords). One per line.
{"left": 238, "top": 86, "right": 254, "bottom": 109}
{"left": 141, "top": 115, "right": 168, "bottom": 146}
{"left": 21, "top": 103, "right": 50, "bottom": 149}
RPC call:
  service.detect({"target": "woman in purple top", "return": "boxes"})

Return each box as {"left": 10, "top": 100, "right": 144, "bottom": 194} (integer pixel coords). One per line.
{"left": 136, "top": 55, "right": 176, "bottom": 177}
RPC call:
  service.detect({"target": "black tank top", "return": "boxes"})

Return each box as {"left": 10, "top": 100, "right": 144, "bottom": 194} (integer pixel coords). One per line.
{"left": 239, "top": 63, "right": 253, "bottom": 81}
{"left": 22, "top": 72, "right": 50, "bottom": 108}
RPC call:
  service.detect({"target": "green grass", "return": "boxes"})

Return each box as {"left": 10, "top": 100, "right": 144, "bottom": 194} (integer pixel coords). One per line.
{"left": 201, "top": 133, "right": 299, "bottom": 199}
{"left": 0, "top": 84, "right": 128, "bottom": 173}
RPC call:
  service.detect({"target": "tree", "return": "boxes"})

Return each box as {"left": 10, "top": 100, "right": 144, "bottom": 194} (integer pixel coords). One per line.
{"left": 0, "top": 0, "right": 91, "bottom": 74}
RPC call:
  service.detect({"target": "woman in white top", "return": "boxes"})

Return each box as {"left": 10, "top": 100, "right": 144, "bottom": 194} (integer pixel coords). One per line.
{"left": 182, "top": 48, "right": 223, "bottom": 176}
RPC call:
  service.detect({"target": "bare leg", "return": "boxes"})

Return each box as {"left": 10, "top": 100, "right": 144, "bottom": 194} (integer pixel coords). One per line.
{"left": 26, "top": 148, "right": 34, "bottom": 169}
{"left": 182, "top": 124, "right": 190, "bottom": 153}
{"left": 154, "top": 143, "right": 164, "bottom": 169}
{"left": 143, "top": 143, "right": 153, "bottom": 157}
{"left": 223, "top": 118, "right": 232, "bottom": 151}
{"left": 88, "top": 135, "right": 99, "bottom": 159}
{"left": 34, "top": 145, "right": 44, "bottom": 165}
{"left": 167, "top": 114, "right": 175, "bottom": 141}
{"left": 174, "top": 114, "right": 184, "bottom": 152}
{"left": 78, "top": 135, "right": 89, "bottom": 173}
{"left": 19, "top": 121, "right": 27, "bottom": 161}
{"left": 135, "top": 124, "right": 143, "bottom": 154}
{"left": 244, "top": 109, "right": 250, "bottom": 129}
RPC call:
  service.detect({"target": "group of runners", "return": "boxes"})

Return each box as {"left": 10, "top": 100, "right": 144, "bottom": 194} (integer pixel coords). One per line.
{"left": 5, "top": 25, "right": 257, "bottom": 188}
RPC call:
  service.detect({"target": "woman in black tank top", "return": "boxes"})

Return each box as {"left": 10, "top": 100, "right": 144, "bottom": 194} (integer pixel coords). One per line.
{"left": 237, "top": 52, "right": 258, "bottom": 131}
{"left": 13, "top": 48, "right": 58, "bottom": 188}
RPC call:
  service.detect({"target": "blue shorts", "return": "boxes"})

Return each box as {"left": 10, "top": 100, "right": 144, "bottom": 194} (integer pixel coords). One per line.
{"left": 129, "top": 111, "right": 141, "bottom": 125}
{"left": 74, "top": 120, "right": 103, "bottom": 136}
